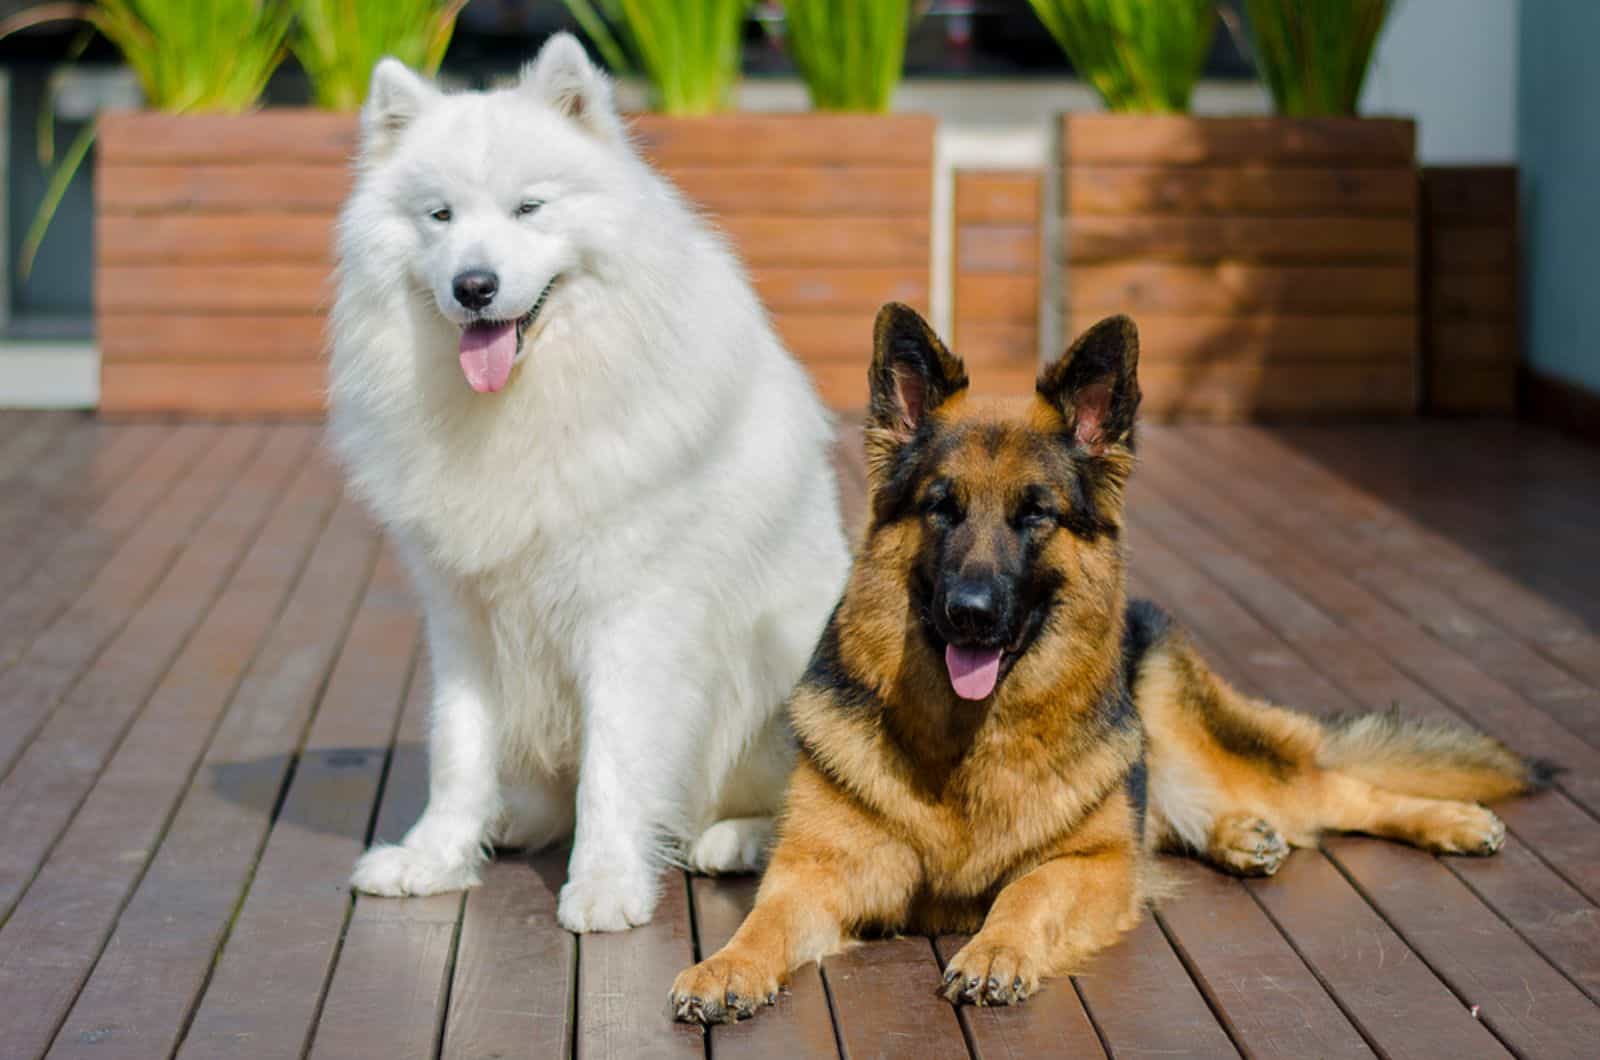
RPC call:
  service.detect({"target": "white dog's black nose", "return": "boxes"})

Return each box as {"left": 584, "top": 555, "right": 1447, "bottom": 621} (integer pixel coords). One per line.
{"left": 453, "top": 269, "right": 499, "bottom": 311}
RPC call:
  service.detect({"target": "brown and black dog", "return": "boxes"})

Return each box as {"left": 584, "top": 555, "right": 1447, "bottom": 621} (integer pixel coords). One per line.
{"left": 671, "top": 304, "right": 1555, "bottom": 1022}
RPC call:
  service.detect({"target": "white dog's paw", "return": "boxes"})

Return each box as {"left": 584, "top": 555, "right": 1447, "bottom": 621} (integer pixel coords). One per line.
{"left": 557, "top": 872, "right": 657, "bottom": 933}
{"left": 688, "top": 817, "right": 773, "bottom": 875}
{"left": 349, "top": 843, "right": 482, "bottom": 897}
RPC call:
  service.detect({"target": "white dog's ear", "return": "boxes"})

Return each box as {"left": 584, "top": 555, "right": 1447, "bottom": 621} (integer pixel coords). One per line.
{"left": 361, "top": 58, "right": 438, "bottom": 159}
{"left": 519, "top": 32, "right": 622, "bottom": 140}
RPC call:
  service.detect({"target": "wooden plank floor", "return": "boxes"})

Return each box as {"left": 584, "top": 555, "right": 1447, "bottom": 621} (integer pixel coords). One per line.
{"left": 0, "top": 410, "right": 1596, "bottom": 1059}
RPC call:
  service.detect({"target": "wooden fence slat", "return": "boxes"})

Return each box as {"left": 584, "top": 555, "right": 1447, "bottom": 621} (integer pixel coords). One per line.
{"left": 634, "top": 113, "right": 936, "bottom": 167}
{"left": 718, "top": 216, "right": 931, "bottom": 267}
{"left": 179, "top": 548, "right": 419, "bottom": 1059}
{"left": 1068, "top": 262, "right": 1418, "bottom": 314}
{"left": 1422, "top": 166, "right": 1518, "bottom": 221}
{"left": 1428, "top": 226, "right": 1517, "bottom": 273}
{"left": 1062, "top": 115, "right": 1416, "bottom": 166}
{"left": 1138, "top": 359, "right": 1416, "bottom": 419}
{"left": 754, "top": 266, "right": 928, "bottom": 315}
{"left": 36, "top": 495, "right": 378, "bottom": 1060}
{"left": 955, "top": 170, "right": 1041, "bottom": 224}
{"left": 671, "top": 166, "right": 931, "bottom": 217}
{"left": 956, "top": 273, "right": 1039, "bottom": 322}
{"left": 99, "top": 314, "right": 327, "bottom": 362}
{"left": 98, "top": 111, "right": 359, "bottom": 163}
{"left": 1068, "top": 312, "right": 1418, "bottom": 362}
{"left": 97, "top": 164, "right": 351, "bottom": 214}
{"left": 1066, "top": 164, "right": 1417, "bottom": 216}
{"left": 97, "top": 264, "right": 332, "bottom": 313}
{"left": 97, "top": 214, "right": 335, "bottom": 265}
{"left": 1065, "top": 215, "right": 1415, "bottom": 264}
{"left": 958, "top": 225, "right": 1039, "bottom": 273}
{"left": 99, "top": 362, "right": 328, "bottom": 416}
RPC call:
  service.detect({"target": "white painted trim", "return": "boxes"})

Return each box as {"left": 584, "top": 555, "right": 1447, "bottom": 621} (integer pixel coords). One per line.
{"left": 0, "top": 343, "right": 100, "bottom": 408}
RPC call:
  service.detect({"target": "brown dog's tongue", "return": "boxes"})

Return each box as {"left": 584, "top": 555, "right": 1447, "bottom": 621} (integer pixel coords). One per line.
{"left": 946, "top": 645, "right": 1003, "bottom": 700}
{"left": 459, "top": 322, "right": 517, "bottom": 393}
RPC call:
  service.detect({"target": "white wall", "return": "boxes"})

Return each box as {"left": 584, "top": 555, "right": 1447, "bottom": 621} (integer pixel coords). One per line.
{"left": 1361, "top": 0, "right": 1519, "bottom": 163}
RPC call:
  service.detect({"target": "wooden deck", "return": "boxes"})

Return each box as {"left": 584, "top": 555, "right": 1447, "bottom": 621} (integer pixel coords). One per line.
{"left": 0, "top": 408, "right": 1597, "bottom": 1058}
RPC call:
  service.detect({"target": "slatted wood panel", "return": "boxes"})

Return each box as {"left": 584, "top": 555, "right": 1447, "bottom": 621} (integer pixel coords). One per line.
{"left": 952, "top": 170, "right": 1041, "bottom": 396}
{"left": 0, "top": 413, "right": 1597, "bottom": 1057}
{"left": 95, "top": 111, "right": 933, "bottom": 413}
{"left": 1062, "top": 114, "right": 1420, "bottom": 419}
{"left": 1421, "top": 167, "right": 1519, "bottom": 413}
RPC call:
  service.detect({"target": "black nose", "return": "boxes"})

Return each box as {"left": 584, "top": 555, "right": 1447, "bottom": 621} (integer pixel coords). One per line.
{"left": 453, "top": 269, "right": 498, "bottom": 311}
{"left": 944, "top": 580, "right": 999, "bottom": 637}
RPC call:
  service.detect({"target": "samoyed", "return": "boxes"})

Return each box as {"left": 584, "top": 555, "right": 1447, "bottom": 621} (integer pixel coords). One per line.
{"left": 327, "top": 34, "right": 850, "bottom": 932}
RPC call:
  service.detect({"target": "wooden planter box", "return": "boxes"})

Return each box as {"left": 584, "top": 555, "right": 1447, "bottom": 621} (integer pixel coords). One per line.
{"left": 1420, "top": 166, "right": 1518, "bottom": 414}
{"left": 951, "top": 169, "right": 1042, "bottom": 397}
{"left": 95, "top": 110, "right": 934, "bottom": 415}
{"left": 1060, "top": 114, "right": 1419, "bottom": 419}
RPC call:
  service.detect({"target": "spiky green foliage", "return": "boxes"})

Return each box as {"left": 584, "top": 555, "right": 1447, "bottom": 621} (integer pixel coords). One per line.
{"left": 1027, "top": 0, "right": 1216, "bottom": 113}
{"left": 563, "top": 0, "right": 751, "bottom": 115}
{"left": 293, "top": 0, "right": 465, "bottom": 110}
{"left": 1243, "top": 0, "right": 1394, "bottom": 117}
{"left": 781, "top": 0, "right": 911, "bottom": 113}
{"left": 92, "top": 0, "right": 294, "bottom": 112}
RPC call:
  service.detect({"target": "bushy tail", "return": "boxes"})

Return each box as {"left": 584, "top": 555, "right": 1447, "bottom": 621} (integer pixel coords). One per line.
{"left": 1319, "top": 709, "right": 1560, "bottom": 804}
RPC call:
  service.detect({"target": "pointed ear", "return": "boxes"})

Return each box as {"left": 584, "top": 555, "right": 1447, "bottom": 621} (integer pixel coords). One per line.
{"left": 1037, "top": 315, "right": 1141, "bottom": 455}
{"left": 519, "top": 32, "right": 623, "bottom": 141}
{"left": 868, "top": 303, "right": 968, "bottom": 445}
{"left": 361, "top": 58, "right": 438, "bottom": 160}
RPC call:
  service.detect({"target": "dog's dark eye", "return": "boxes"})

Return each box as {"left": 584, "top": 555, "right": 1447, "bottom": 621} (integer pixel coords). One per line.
{"left": 430, "top": 207, "right": 452, "bottom": 223}
{"left": 1014, "top": 497, "right": 1056, "bottom": 529}
{"left": 924, "top": 492, "right": 963, "bottom": 526}
{"left": 516, "top": 200, "right": 544, "bottom": 217}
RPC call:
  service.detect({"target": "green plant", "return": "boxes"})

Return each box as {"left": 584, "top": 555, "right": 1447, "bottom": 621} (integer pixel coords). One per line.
{"left": 1027, "top": 0, "right": 1216, "bottom": 113}
{"left": 1, "top": 1, "right": 292, "bottom": 277}
{"left": 94, "top": 0, "right": 294, "bottom": 112}
{"left": 293, "top": 0, "right": 465, "bottom": 110}
{"left": 1239, "top": 0, "right": 1394, "bottom": 117}
{"left": 780, "top": 0, "right": 912, "bottom": 113}
{"left": 563, "top": 0, "right": 751, "bottom": 115}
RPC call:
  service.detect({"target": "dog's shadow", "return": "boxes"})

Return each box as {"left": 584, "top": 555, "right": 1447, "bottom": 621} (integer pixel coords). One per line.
{"left": 206, "top": 744, "right": 569, "bottom": 887}
{"left": 207, "top": 742, "right": 427, "bottom": 844}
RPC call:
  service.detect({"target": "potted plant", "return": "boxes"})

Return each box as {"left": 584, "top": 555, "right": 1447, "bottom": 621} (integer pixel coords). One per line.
{"left": 1047, "top": 0, "right": 1418, "bottom": 419}
{"left": 95, "top": 0, "right": 464, "bottom": 414}
{"left": 568, "top": 0, "right": 934, "bottom": 408}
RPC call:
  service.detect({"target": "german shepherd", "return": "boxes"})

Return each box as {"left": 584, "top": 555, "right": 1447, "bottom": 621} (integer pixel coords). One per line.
{"left": 671, "top": 305, "right": 1555, "bottom": 1021}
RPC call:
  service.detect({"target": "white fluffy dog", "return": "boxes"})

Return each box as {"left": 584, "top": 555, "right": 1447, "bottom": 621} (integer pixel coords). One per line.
{"left": 327, "top": 35, "right": 850, "bottom": 932}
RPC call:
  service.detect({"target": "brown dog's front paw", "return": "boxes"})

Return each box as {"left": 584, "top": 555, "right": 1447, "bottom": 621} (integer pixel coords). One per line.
{"left": 940, "top": 939, "right": 1041, "bottom": 1006}
{"left": 670, "top": 953, "right": 779, "bottom": 1025}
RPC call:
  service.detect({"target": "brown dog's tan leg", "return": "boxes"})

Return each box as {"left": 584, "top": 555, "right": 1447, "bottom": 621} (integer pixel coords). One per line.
{"left": 671, "top": 767, "right": 922, "bottom": 1023}
{"left": 1319, "top": 773, "right": 1506, "bottom": 855}
{"left": 941, "top": 843, "right": 1139, "bottom": 1006}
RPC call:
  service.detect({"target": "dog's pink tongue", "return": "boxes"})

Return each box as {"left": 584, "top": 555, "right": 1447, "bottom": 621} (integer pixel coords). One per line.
{"left": 945, "top": 645, "right": 1003, "bottom": 700}
{"left": 459, "top": 322, "right": 517, "bottom": 393}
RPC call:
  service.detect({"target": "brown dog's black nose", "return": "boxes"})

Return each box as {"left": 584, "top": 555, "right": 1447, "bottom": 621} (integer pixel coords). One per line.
{"left": 944, "top": 580, "right": 999, "bottom": 638}
{"left": 453, "top": 269, "right": 498, "bottom": 311}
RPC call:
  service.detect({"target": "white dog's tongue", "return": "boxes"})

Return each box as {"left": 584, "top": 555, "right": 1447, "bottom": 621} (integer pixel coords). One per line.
{"left": 946, "top": 645, "right": 1003, "bottom": 700}
{"left": 459, "top": 322, "right": 517, "bottom": 393}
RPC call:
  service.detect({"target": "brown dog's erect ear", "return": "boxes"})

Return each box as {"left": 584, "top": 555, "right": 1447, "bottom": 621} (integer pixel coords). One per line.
{"left": 1037, "top": 315, "right": 1141, "bottom": 454}
{"left": 868, "top": 303, "right": 968, "bottom": 445}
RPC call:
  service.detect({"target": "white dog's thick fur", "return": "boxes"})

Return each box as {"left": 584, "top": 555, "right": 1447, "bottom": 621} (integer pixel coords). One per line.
{"left": 328, "top": 36, "right": 849, "bottom": 933}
